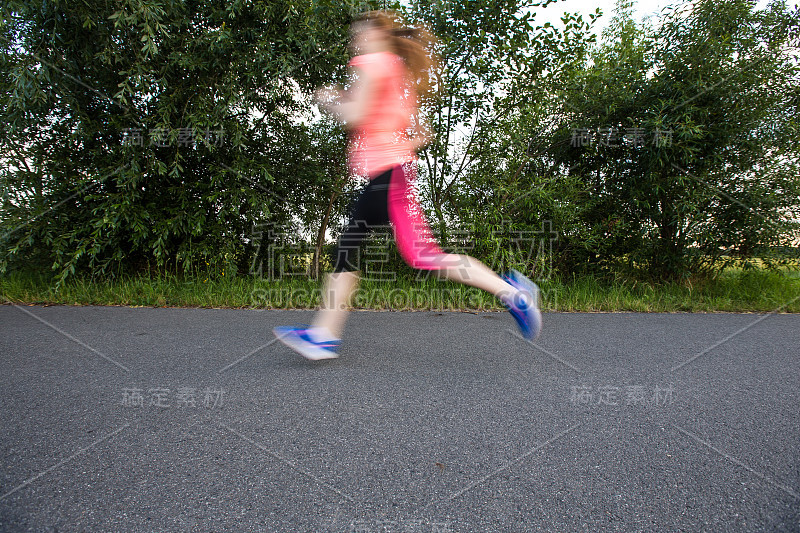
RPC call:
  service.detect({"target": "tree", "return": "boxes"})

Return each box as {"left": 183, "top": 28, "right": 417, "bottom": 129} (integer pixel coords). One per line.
{"left": 412, "top": 0, "right": 602, "bottom": 275}
{"left": 543, "top": 0, "right": 800, "bottom": 279}
{"left": 0, "top": 0, "right": 371, "bottom": 282}
{"left": 404, "top": 0, "right": 585, "bottom": 247}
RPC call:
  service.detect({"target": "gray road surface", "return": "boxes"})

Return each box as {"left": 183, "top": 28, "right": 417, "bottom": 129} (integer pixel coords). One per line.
{"left": 1, "top": 305, "right": 799, "bottom": 532}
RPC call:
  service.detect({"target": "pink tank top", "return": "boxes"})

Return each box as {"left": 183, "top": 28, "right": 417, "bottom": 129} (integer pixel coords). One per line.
{"left": 347, "top": 52, "right": 416, "bottom": 178}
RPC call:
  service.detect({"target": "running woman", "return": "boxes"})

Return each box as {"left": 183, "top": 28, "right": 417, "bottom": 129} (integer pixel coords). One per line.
{"left": 274, "top": 10, "right": 541, "bottom": 360}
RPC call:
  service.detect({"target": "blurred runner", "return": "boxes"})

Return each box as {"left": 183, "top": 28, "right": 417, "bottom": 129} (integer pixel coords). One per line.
{"left": 274, "top": 10, "right": 541, "bottom": 360}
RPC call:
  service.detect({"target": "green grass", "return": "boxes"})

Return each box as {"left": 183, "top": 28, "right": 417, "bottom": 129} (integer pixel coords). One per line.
{"left": 1, "top": 268, "right": 799, "bottom": 313}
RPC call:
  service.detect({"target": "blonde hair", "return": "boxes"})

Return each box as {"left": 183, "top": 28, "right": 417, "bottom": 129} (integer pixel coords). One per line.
{"left": 354, "top": 10, "right": 439, "bottom": 99}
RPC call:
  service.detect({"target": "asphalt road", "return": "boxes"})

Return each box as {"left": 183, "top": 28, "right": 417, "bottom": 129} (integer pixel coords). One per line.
{"left": 1, "top": 305, "right": 799, "bottom": 532}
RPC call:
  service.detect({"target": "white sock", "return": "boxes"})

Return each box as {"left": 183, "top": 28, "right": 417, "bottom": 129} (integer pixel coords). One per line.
{"left": 501, "top": 284, "right": 536, "bottom": 309}
{"left": 307, "top": 326, "right": 339, "bottom": 342}
{"left": 499, "top": 282, "right": 521, "bottom": 307}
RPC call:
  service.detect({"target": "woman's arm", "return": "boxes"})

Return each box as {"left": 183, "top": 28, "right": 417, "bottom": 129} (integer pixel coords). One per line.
{"left": 314, "top": 67, "right": 375, "bottom": 128}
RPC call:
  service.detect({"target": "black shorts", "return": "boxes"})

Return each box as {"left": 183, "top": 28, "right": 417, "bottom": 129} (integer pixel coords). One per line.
{"left": 333, "top": 167, "right": 393, "bottom": 272}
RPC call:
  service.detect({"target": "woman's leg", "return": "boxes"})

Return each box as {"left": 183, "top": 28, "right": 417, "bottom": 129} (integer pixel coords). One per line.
{"left": 273, "top": 168, "right": 401, "bottom": 359}
{"left": 388, "top": 165, "right": 518, "bottom": 301}
{"left": 388, "top": 164, "right": 541, "bottom": 338}
{"left": 429, "top": 254, "right": 517, "bottom": 303}
{"left": 309, "top": 169, "right": 393, "bottom": 340}
{"left": 313, "top": 270, "right": 360, "bottom": 339}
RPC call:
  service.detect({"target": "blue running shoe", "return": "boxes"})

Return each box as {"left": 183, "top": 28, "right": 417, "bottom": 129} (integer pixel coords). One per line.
{"left": 273, "top": 325, "right": 341, "bottom": 360}
{"left": 502, "top": 269, "right": 542, "bottom": 340}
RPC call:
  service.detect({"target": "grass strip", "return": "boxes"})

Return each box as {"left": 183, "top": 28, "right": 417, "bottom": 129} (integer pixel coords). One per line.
{"left": 2, "top": 268, "right": 799, "bottom": 313}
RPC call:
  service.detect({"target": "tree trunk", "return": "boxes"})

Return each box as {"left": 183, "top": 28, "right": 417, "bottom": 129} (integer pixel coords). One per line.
{"left": 314, "top": 188, "right": 339, "bottom": 280}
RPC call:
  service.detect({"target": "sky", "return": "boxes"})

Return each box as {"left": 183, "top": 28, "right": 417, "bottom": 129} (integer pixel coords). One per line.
{"left": 530, "top": 0, "right": 774, "bottom": 38}
{"left": 531, "top": 0, "right": 671, "bottom": 36}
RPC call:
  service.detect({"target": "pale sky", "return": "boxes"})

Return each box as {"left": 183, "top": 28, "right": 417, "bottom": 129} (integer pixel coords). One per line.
{"left": 531, "top": 0, "right": 773, "bottom": 39}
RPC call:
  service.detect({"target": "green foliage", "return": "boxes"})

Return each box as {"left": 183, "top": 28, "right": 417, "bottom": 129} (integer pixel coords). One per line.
{"left": 0, "top": 0, "right": 372, "bottom": 283}
{"left": 524, "top": 0, "right": 800, "bottom": 280}
{"left": 432, "top": 0, "right": 800, "bottom": 282}
{"left": 407, "top": 0, "right": 590, "bottom": 246}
